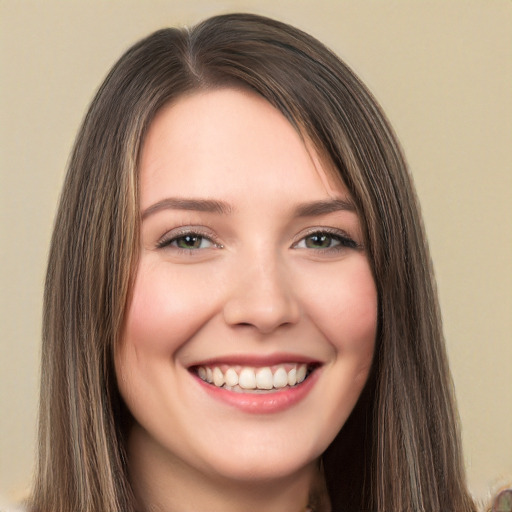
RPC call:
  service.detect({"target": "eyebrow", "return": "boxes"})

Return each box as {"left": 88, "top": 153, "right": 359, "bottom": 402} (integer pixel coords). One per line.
{"left": 294, "top": 198, "right": 356, "bottom": 216}
{"left": 141, "top": 196, "right": 356, "bottom": 220}
{"left": 141, "top": 197, "right": 233, "bottom": 220}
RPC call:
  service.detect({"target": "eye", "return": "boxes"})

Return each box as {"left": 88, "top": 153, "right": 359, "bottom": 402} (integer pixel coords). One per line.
{"left": 156, "top": 229, "right": 220, "bottom": 251}
{"left": 294, "top": 230, "right": 359, "bottom": 251}
{"left": 171, "top": 234, "right": 213, "bottom": 250}
{"left": 302, "top": 233, "right": 339, "bottom": 249}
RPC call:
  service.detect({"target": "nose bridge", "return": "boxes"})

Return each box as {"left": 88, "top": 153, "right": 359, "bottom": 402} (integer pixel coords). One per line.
{"left": 222, "top": 244, "right": 300, "bottom": 333}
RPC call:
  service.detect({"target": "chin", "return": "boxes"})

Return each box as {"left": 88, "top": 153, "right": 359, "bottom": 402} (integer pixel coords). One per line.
{"left": 209, "top": 454, "right": 318, "bottom": 483}
{"left": 196, "top": 432, "right": 323, "bottom": 483}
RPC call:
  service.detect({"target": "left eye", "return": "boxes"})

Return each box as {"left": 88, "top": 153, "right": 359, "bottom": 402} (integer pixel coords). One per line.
{"left": 295, "top": 231, "right": 358, "bottom": 250}
{"left": 158, "top": 233, "right": 215, "bottom": 250}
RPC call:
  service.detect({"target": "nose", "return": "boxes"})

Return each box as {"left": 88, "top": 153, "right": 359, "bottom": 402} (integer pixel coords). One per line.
{"left": 222, "top": 252, "right": 300, "bottom": 334}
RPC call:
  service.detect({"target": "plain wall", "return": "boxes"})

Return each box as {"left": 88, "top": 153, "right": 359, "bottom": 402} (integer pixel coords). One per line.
{"left": 1, "top": 0, "right": 511, "bottom": 507}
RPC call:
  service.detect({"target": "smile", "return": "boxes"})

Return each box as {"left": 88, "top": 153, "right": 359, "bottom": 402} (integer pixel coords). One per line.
{"left": 189, "top": 355, "right": 322, "bottom": 413}
{"left": 192, "top": 363, "right": 317, "bottom": 393}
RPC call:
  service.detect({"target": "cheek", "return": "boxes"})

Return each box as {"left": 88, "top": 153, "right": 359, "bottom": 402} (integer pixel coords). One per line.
{"left": 121, "top": 262, "right": 218, "bottom": 356}
{"left": 115, "top": 261, "right": 222, "bottom": 419}
{"left": 303, "top": 257, "right": 377, "bottom": 360}
{"left": 304, "top": 259, "right": 377, "bottom": 433}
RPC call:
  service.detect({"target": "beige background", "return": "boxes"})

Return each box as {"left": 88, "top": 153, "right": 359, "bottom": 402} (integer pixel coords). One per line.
{"left": 1, "top": 0, "right": 511, "bottom": 507}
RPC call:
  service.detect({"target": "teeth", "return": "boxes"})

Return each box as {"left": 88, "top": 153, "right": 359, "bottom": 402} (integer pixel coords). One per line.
{"left": 213, "top": 367, "right": 224, "bottom": 387}
{"left": 256, "top": 367, "right": 273, "bottom": 390}
{"left": 296, "top": 364, "right": 307, "bottom": 383}
{"left": 273, "top": 367, "right": 288, "bottom": 388}
{"left": 225, "top": 368, "right": 239, "bottom": 387}
{"left": 287, "top": 367, "right": 297, "bottom": 386}
{"left": 239, "top": 368, "right": 257, "bottom": 389}
{"left": 196, "top": 363, "right": 311, "bottom": 391}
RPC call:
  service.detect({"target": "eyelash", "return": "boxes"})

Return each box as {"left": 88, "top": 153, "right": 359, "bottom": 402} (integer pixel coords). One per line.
{"left": 156, "top": 227, "right": 222, "bottom": 253}
{"left": 156, "top": 227, "right": 360, "bottom": 254}
{"left": 293, "top": 228, "right": 360, "bottom": 252}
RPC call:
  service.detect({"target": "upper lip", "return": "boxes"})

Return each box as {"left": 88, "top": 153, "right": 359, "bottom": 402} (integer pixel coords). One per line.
{"left": 188, "top": 353, "right": 322, "bottom": 368}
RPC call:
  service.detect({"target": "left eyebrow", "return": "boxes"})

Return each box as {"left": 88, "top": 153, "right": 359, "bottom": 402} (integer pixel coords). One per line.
{"left": 294, "top": 198, "right": 356, "bottom": 217}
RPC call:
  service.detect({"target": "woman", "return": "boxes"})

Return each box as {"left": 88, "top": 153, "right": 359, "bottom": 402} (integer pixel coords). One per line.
{"left": 29, "top": 13, "right": 476, "bottom": 512}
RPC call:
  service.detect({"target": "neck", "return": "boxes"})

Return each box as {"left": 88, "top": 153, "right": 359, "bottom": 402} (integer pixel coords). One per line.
{"left": 127, "top": 423, "right": 319, "bottom": 512}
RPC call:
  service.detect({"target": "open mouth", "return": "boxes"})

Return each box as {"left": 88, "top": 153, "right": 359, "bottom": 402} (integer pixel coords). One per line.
{"left": 191, "top": 363, "right": 319, "bottom": 393}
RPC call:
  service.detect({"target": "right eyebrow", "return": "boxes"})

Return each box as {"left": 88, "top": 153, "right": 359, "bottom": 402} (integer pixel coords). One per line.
{"left": 141, "top": 197, "right": 233, "bottom": 220}
{"left": 294, "top": 198, "right": 356, "bottom": 217}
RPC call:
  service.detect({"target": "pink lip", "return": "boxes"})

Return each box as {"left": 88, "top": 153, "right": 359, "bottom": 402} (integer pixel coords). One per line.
{"left": 189, "top": 352, "right": 320, "bottom": 368}
{"left": 191, "top": 366, "right": 321, "bottom": 414}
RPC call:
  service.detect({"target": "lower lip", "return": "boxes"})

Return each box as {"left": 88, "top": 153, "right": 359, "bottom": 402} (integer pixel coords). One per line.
{"left": 192, "top": 368, "right": 320, "bottom": 414}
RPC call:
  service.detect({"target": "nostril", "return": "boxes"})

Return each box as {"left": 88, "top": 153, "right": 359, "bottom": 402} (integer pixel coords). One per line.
{"left": 223, "top": 302, "right": 300, "bottom": 334}
{"left": 222, "top": 268, "right": 300, "bottom": 333}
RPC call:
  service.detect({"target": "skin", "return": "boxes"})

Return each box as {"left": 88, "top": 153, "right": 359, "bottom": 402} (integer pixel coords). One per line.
{"left": 115, "top": 88, "right": 377, "bottom": 512}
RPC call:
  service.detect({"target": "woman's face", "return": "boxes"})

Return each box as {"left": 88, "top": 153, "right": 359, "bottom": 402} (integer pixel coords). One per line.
{"left": 115, "top": 88, "right": 377, "bottom": 484}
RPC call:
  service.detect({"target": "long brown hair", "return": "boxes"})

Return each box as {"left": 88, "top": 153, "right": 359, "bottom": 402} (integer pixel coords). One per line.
{"left": 31, "top": 13, "right": 476, "bottom": 512}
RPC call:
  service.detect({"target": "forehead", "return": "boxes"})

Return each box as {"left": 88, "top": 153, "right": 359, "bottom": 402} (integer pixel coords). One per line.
{"left": 139, "top": 87, "right": 348, "bottom": 209}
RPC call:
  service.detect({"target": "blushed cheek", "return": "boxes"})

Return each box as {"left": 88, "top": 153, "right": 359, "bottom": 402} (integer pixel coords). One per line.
{"left": 121, "top": 268, "right": 212, "bottom": 357}
{"left": 312, "top": 265, "right": 377, "bottom": 355}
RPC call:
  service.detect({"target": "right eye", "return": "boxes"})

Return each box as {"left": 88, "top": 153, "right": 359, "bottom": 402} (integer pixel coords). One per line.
{"left": 157, "top": 231, "right": 217, "bottom": 251}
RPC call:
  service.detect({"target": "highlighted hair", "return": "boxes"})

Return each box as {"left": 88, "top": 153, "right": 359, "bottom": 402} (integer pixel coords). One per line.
{"left": 31, "top": 13, "right": 475, "bottom": 512}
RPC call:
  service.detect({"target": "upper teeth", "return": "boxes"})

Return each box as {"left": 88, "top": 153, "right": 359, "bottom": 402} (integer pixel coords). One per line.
{"left": 196, "top": 364, "right": 308, "bottom": 390}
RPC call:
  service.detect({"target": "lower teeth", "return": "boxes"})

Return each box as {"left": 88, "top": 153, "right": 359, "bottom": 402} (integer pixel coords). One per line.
{"left": 223, "top": 384, "right": 292, "bottom": 393}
